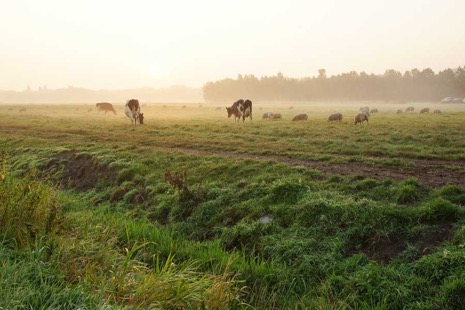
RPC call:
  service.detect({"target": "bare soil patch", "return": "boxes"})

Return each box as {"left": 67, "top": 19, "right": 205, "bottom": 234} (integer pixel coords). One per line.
{"left": 162, "top": 147, "right": 465, "bottom": 188}
{"left": 348, "top": 223, "right": 453, "bottom": 264}
{"left": 45, "top": 150, "right": 118, "bottom": 191}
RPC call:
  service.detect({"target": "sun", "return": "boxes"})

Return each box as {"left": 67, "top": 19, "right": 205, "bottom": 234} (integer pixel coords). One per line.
{"left": 148, "top": 63, "right": 161, "bottom": 77}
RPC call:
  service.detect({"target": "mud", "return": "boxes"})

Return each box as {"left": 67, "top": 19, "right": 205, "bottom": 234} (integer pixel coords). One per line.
{"left": 162, "top": 147, "right": 465, "bottom": 188}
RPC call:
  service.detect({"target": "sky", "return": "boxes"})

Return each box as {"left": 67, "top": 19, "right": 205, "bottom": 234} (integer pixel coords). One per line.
{"left": 1, "top": 0, "right": 464, "bottom": 91}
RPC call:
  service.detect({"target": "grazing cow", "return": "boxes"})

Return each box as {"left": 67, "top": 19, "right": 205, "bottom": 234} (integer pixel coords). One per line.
{"left": 125, "top": 99, "right": 144, "bottom": 125}
{"left": 226, "top": 99, "right": 253, "bottom": 123}
{"left": 262, "top": 112, "right": 274, "bottom": 119}
{"left": 354, "top": 112, "right": 369, "bottom": 125}
{"left": 396, "top": 109, "right": 403, "bottom": 114}
{"left": 328, "top": 113, "right": 343, "bottom": 122}
{"left": 292, "top": 113, "right": 308, "bottom": 121}
{"left": 406, "top": 106, "right": 414, "bottom": 112}
{"left": 434, "top": 109, "right": 442, "bottom": 114}
{"left": 270, "top": 113, "right": 282, "bottom": 120}
{"left": 96, "top": 102, "right": 116, "bottom": 115}
{"left": 420, "top": 108, "right": 430, "bottom": 114}
{"left": 370, "top": 108, "right": 378, "bottom": 114}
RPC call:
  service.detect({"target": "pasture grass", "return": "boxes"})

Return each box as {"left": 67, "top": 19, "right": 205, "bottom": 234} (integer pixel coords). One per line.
{"left": 1, "top": 101, "right": 465, "bottom": 308}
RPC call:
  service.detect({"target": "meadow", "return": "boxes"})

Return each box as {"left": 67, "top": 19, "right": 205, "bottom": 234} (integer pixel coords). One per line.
{"left": 1, "top": 101, "right": 465, "bottom": 309}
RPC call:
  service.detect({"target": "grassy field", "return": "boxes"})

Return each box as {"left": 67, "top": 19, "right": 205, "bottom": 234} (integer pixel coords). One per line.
{"left": 1, "top": 101, "right": 465, "bottom": 309}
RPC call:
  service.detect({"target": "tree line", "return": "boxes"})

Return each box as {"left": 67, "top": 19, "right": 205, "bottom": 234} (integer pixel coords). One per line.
{"left": 202, "top": 67, "right": 465, "bottom": 102}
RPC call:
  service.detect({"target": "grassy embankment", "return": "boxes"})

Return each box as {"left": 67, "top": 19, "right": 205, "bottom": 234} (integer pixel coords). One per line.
{"left": 1, "top": 102, "right": 465, "bottom": 309}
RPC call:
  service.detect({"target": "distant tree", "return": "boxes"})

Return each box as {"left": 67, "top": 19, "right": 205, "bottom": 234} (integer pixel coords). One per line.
{"left": 318, "top": 69, "right": 327, "bottom": 79}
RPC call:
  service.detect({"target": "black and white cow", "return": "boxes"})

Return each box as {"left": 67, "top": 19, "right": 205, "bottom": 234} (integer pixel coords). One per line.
{"left": 125, "top": 99, "right": 144, "bottom": 125}
{"left": 226, "top": 99, "right": 253, "bottom": 123}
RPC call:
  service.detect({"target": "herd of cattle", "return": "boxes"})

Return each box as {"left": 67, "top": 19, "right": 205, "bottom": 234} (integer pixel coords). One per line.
{"left": 93, "top": 98, "right": 445, "bottom": 125}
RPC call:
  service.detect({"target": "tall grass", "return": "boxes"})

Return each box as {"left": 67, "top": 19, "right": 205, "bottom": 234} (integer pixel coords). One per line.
{"left": 0, "top": 151, "right": 61, "bottom": 248}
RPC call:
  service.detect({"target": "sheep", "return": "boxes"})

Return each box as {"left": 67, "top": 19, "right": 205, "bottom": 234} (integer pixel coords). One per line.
{"left": 359, "top": 106, "right": 370, "bottom": 116}
{"left": 433, "top": 109, "right": 442, "bottom": 114}
{"left": 396, "top": 109, "right": 403, "bottom": 114}
{"left": 370, "top": 108, "right": 378, "bottom": 114}
{"left": 406, "top": 106, "right": 414, "bottom": 112}
{"left": 420, "top": 108, "right": 430, "bottom": 114}
{"left": 354, "top": 112, "right": 369, "bottom": 125}
{"left": 292, "top": 113, "right": 308, "bottom": 121}
{"left": 270, "top": 113, "right": 282, "bottom": 120}
{"left": 328, "top": 113, "right": 343, "bottom": 122}
{"left": 262, "top": 112, "right": 273, "bottom": 119}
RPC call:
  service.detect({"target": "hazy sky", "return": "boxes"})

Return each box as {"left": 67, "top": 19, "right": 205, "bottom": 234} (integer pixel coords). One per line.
{"left": 1, "top": 0, "right": 464, "bottom": 91}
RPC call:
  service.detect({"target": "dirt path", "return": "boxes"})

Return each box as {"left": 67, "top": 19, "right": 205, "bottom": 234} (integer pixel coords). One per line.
{"left": 159, "top": 147, "right": 465, "bottom": 188}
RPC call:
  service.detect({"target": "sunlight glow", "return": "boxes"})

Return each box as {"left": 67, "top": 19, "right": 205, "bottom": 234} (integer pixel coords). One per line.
{"left": 148, "top": 63, "right": 161, "bottom": 77}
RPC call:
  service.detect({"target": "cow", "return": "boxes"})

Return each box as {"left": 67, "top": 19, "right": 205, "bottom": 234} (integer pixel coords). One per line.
{"left": 370, "top": 108, "right": 378, "bottom": 114}
{"left": 420, "top": 108, "right": 430, "bottom": 114}
{"left": 226, "top": 99, "right": 253, "bottom": 123}
{"left": 354, "top": 112, "right": 369, "bottom": 125}
{"left": 292, "top": 113, "right": 308, "bottom": 121}
{"left": 125, "top": 99, "right": 144, "bottom": 125}
{"left": 406, "top": 106, "right": 414, "bottom": 112}
{"left": 396, "top": 109, "right": 403, "bottom": 114}
{"left": 96, "top": 102, "right": 116, "bottom": 115}
{"left": 328, "top": 113, "right": 343, "bottom": 122}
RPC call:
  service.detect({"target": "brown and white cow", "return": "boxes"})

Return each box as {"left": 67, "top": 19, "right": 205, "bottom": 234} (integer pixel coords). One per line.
{"left": 226, "top": 99, "right": 253, "bottom": 123}
{"left": 96, "top": 102, "right": 116, "bottom": 114}
{"left": 125, "top": 99, "right": 144, "bottom": 125}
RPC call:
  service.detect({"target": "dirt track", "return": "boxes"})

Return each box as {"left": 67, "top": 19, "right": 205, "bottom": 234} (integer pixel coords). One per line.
{"left": 162, "top": 147, "right": 465, "bottom": 188}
